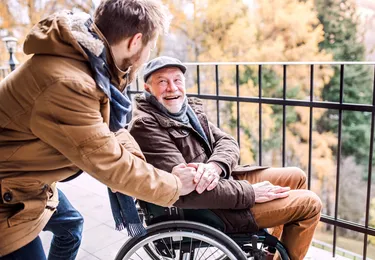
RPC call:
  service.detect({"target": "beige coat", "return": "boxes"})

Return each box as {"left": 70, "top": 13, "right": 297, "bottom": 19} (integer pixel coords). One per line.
{"left": 0, "top": 11, "right": 181, "bottom": 256}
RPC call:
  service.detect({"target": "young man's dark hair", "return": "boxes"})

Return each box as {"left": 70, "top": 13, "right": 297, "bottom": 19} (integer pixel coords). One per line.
{"left": 95, "top": 0, "right": 171, "bottom": 45}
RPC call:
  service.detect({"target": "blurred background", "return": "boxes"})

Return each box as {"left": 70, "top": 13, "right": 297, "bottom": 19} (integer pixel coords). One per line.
{"left": 2, "top": 0, "right": 375, "bottom": 258}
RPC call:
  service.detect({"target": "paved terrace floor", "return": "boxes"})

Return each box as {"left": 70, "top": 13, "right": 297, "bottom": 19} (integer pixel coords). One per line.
{"left": 39, "top": 174, "right": 350, "bottom": 260}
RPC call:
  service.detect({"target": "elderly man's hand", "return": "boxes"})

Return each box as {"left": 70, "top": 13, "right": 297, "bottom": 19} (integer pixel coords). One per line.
{"left": 252, "top": 181, "right": 290, "bottom": 203}
{"left": 171, "top": 163, "right": 197, "bottom": 196}
{"left": 187, "top": 162, "right": 222, "bottom": 194}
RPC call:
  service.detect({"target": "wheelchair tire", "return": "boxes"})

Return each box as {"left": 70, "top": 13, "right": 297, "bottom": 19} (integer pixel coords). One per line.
{"left": 115, "top": 220, "right": 247, "bottom": 260}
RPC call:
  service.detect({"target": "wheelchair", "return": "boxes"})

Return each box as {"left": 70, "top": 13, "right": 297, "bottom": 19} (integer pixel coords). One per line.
{"left": 115, "top": 201, "right": 290, "bottom": 260}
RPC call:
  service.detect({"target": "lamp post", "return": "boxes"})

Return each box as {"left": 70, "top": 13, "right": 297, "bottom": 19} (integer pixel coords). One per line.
{"left": 2, "top": 36, "right": 19, "bottom": 72}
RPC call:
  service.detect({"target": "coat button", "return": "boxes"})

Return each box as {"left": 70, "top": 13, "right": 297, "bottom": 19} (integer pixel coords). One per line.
{"left": 42, "top": 184, "right": 49, "bottom": 191}
{"left": 3, "top": 192, "right": 12, "bottom": 202}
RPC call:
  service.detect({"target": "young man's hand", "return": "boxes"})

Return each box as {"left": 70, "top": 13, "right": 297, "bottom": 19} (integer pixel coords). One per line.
{"left": 171, "top": 163, "right": 197, "bottom": 196}
{"left": 187, "top": 162, "right": 222, "bottom": 194}
{"left": 252, "top": 181, "right": 290, "bottom": 203}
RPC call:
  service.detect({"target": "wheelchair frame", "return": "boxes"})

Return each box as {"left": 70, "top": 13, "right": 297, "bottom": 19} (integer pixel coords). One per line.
{"left": 115, "top": 203, "right": 290, "bottom": 260}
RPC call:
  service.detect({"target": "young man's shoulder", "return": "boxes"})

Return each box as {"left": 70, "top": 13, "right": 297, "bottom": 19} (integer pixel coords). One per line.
{"left": 24, "top": 55, "right": 97, "bottom": 94}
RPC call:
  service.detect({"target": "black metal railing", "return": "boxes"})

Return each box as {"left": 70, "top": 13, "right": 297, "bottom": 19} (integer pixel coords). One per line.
{"left": 127, "top": 61, "right": 375, "bottom": 259}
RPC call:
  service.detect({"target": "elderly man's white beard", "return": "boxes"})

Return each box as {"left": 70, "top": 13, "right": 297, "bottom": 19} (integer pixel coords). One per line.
{"left": 146, "top": 88, "right": 185, "bottom": 114}
{"left": 160, "top": 94, "right": 186, "bottom": 114}
{"left": 163, "top": 103, "right": 183, "bottom": 114}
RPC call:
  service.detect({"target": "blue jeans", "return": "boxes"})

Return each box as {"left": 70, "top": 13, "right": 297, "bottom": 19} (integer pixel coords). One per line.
{"left": 1, "top": 189, "right": 84, "bottom": 260}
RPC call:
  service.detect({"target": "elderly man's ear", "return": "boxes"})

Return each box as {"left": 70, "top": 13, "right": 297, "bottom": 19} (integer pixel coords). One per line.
{"left": 144, "top": 83, "right": 151, "bottom": 92}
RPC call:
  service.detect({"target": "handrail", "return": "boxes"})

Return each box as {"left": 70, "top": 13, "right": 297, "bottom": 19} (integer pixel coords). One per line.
{"left": 182, "top": 61, "right": 375, "bottom": 65}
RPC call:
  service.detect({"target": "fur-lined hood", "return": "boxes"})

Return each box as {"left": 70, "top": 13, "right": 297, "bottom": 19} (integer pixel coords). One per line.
{"left": 24, "top": 11, "right": 103, "bottom": 61}
{"left": 23, "top": 10, "right": 130, "bottom": 88}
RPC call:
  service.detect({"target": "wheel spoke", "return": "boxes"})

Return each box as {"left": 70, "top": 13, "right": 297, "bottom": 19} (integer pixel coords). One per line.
{"left": 148, "top": 242, "right": 167, "bottom": 259}
{"left": 194, "top": 240, "right": 203, "bottom": 260}
{"left": 197, "top": 244, "right": 210, "bottom": 260}
{"left": 135, "top": 251, "right": 144, "bottom": 260}
{"left": 179, "top": 236, "right": 182, "bottom": 260}
{"left": 160, "top": 238, "right": 175, "bottom": 258}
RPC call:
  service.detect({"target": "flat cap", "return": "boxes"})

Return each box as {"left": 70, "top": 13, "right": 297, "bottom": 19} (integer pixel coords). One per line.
{"left": 143, "top": 56, "right": 187, "bottom": 82}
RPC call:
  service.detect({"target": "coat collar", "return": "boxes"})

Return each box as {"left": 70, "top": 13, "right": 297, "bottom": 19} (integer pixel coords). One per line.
{"left": 134, "top": 94, "right": 213, "bottom": 153}
{"left": 135, "top": 94, "right": 205, "bottom": 128}
{"left": 90, "top": 23, "right": 131, "bottom": 91}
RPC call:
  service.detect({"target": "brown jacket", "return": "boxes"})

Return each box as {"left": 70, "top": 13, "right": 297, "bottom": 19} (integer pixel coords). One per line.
{"left": 129, "top": 94, "right": 267, "bottom": 233}
{"left": 0, "top": 11, "right": 181, "bottom": 256}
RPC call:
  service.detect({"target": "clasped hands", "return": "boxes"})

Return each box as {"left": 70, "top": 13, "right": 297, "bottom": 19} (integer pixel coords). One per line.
{"left": 172, "top": 162, "right": 221, "bottom": 196}
{"left": 173, "top": 163, "right": 290, "bottom": 203}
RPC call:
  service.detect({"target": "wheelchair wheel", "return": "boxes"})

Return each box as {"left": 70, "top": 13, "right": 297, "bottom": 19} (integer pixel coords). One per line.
{"left": 115, "top": 220, "right": 247, "bottom": 260}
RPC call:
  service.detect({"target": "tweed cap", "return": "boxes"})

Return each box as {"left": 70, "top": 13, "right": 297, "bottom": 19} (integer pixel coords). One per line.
{"left": 143, "top": 56, "right": 187, "bottom": 82}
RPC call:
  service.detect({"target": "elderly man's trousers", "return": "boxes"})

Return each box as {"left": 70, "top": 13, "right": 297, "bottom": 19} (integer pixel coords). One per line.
{"left": 235, "top": 167, "right": 322, "bottom": 260}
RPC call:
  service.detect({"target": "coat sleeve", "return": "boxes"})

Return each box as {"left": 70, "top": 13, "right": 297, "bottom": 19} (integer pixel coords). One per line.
{"left": 129, "top": 117, "right": 186, "bottom": 173}
{"left": 114, "top": 128, "right": 146, "bottom": 161}
{"left": 30, "top": 80, "right": 181, "bottom": 207}
{"left": 207, "top": 122, "right": 240, "bottom": 177}
{"left": 174, "top": 179, "right": 255, "bottom": 210}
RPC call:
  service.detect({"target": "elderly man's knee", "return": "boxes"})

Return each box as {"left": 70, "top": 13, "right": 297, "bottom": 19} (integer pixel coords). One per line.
{"left": 292, "top": 166, "right": 307, "bottom": 180}
{"left": 289, "top": 167, "right": 307, "bottom": 189}
{"left": 305, "top": 190, "right": 322, "bottom": 216}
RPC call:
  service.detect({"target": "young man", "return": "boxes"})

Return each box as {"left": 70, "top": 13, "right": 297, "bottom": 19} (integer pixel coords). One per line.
{"left": 129, "top": 56, "right": 323, "bottom": 260}
{"left": 0, "top": 2, "right": 197, "bottom": 259}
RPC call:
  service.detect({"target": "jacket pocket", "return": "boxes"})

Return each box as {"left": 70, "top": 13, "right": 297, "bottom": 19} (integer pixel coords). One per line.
{"left": 1, "top": 177, "right": 52, "bottom": 227}
{"left": 167, "top": 128, "right": 190, "bottom": 139}
{"left": 167, "top": 128, "right": 205, "bottom": 163}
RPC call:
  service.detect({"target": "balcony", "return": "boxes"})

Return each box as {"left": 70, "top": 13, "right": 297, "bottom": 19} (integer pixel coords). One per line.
{"left": 3, "top": 60, "right": 374, "bottom": 259}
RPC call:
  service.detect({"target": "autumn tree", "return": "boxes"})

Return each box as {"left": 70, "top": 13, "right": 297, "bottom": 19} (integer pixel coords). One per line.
{"left": 316, "top": 0, "right": 373, "bottom": 169}
{"left": 0, "top": 0, "right": 95, "bottom": 65}
{"left": 161, "top": 0, "right": 335, "bottom": 213}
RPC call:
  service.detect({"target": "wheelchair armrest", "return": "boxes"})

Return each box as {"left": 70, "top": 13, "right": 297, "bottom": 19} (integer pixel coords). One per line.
{"left": 137, "top": 200, "right": 225, "bottom": 231}
{"left": 138, "top": 200, "right": 182, "bottom": 225}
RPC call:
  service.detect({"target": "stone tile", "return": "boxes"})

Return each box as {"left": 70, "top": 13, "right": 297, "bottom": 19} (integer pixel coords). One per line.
{"left": 304, "top": 246, "right": 350, "bottom": 260}
{"left": 68, "top": 174, "right": 108, "bottom": 199}
{"left": 40, "top": 231, "right": 53, "bottom": 254}
{"left": 57, "top": 183, "right": 94, "bottom": 202}
{"left": 81, "top": 212, "right": 102, "bottom": 231}
{"left": 103, "top": 219, "right": 131, "bottom": 236}
{"left": 76, "top": 248, "right": 91, "bottom": 259}
{"left": 67, "top": 192, "right": 109, "bottom": 214}
{"left": 80, "top": 224, "right": 128, "bottom": 254}
{"left": 80, "top": 202, "right": 113, "bottom": 224}
{"left": 93, "top": 237, "right": 130, "bottom": 260}
{"left": 79, "top": 254, "right": 100, "bottom": 260}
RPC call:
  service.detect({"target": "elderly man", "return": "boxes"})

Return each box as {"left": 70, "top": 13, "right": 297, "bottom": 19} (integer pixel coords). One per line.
{"left": 129, "top": 56, "right": 322, "bottom": 260}
{"left": 0, "top": 3, "right": 198, "bottom": 260}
